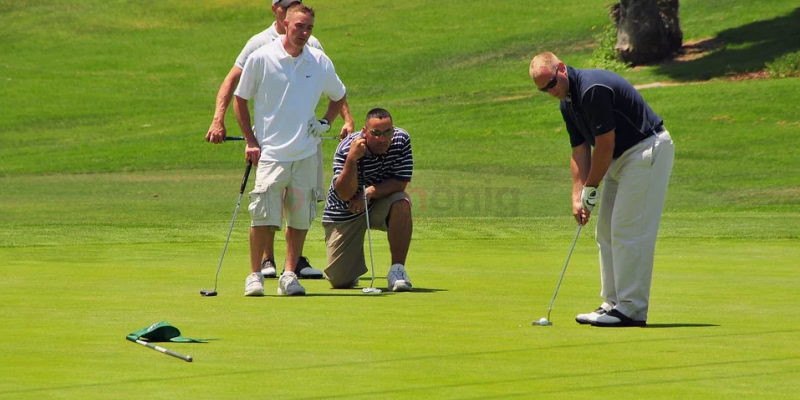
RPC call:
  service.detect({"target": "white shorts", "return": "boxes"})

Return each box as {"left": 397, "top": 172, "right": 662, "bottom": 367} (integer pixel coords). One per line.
{"left": 248, "top": 155, "right": 319, "bottom": 230}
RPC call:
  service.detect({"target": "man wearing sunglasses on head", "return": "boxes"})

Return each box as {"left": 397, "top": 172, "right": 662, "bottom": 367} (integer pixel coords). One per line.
{"left": 529, "top": 52, "right": 675, "bottom": 327}
{"left": 207, "top": 0, "right": 356, "bottom": 282}
{"left": 321, "top": 108, "right": 415, "bottom": 292}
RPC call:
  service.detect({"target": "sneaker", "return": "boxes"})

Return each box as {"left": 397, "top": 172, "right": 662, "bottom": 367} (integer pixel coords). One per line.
{"left": 387, "top": 264, "right": 412, "bottom": 292}
{"left": 277, "top": 271, "right": 306, "bottom": 296}
{"left": 575, "top": 307, "right": 608, "bottom": 325}
{"left": 244, "top": 272, "right": 265, "bottom": 296}
{"left": 260, "top": 259, "right": 277, "bottom": 279}
{"left": 290, "top": 256, "right": 324, "bottom": 279}
{"left": 590, "top": 309, "right": 646, "bottom": 327}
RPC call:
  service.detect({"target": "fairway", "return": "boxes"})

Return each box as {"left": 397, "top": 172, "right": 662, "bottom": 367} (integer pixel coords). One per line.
{"left": 1, "top": 0, "right": 799, "bottom": 399}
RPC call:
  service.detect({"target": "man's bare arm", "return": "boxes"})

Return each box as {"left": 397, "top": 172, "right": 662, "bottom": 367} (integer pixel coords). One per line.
{"left": 206, "top": 66, "right": 243, "bottom": 144}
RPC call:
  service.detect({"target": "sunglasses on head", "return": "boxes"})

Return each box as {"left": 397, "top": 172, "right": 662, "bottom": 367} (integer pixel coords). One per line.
{"left": 368, "top": 127, "right": 394, "bottom": 138}
{"left": 538, "top": 68, "right": 559, "bottom": 92}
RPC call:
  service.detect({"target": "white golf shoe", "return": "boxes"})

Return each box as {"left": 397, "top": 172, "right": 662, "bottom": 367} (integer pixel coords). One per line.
{"left": 244, "top": 272, "right": 265, "bottom": 296}
{"left": 387, "top": 264, "right": 412, "bottom": 292}
{"left": 277, "top": 271, "right": 306, "bottom": 296}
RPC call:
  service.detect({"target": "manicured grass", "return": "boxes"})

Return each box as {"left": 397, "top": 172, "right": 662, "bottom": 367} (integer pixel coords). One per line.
{"left": 1, "top": 236, "right": 799, "bottom": 399}
{"left": 1, "top": 0, "right": 799, "bottom": 398}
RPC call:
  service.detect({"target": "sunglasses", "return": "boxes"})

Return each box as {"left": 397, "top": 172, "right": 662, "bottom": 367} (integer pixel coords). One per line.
{"left": 538, "top": 68, "right": 559, "bottom": 92}
{"left": 368, "top": 127, "right": 394, "bottom": 138}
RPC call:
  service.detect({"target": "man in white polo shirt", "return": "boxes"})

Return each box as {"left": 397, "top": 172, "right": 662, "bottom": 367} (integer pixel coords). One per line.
{"left": 234, "top": 4, "right": 347, "bottom": 296}
{"left": 206, "top": 0, "right": 354, "bottom": 281}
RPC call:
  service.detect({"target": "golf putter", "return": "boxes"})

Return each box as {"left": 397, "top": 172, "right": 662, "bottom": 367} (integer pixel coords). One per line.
{"left": 127, "top": 336, "right": 192, "bottom": 362}
{"left": 358, "top": 155, "right": 381, "bottom": 294}
{"left": 201, "top": 162, "right": 252, "bottom": 296}
{"left": 535, "top": 223, "right": 582, "bottom": 326}
{"left": 224, "top": 136, "right": 335, "bottom": 141}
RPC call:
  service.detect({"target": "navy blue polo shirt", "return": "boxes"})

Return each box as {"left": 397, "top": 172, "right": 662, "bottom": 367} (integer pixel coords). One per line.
{"left": 322, "top": 128, "right": 413, "bottom": 223}
{"left": 559, "top": 66, "right": 664, "bottom": 158}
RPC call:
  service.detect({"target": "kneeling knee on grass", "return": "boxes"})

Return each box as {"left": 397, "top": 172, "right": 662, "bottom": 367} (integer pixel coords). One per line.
{"left": 323, "top": 193, "right": 413, "bottom": 288}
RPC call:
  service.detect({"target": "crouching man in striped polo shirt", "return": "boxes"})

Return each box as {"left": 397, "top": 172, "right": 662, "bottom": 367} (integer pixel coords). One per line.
{"left": 322, "top": 108, "right": 415, "bottom": 292}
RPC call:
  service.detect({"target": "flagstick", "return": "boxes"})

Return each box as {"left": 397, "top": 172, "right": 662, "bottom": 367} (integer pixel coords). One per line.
{"left": 127, "top": 337, "right": 193, "bottom": 362}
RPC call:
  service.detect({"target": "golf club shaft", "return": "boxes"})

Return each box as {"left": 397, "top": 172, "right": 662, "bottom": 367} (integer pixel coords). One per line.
{"left": 546, "top": 223, "right": 583, "bottom": 320}
{"left": 211, "top": 163, "right": 252, "bottom": 292}
{"left": 128, "top": 338, "right": 192, "bottom": 362}
{"left": 359, "top": 160, "right": 377, "bottom": 288}
{"left": 226, "top": 136, "right": 336, "bottom": 141}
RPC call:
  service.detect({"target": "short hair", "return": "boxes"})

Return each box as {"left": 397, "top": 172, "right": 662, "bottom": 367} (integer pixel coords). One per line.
{"left": 529, "top": 52, "right": 560, "bottom": 79}
{"left": 365, "top": 108, "right": 393, "bottom": 124}
{"left": 286, "top": 3, "right": 314, "bottom": 18}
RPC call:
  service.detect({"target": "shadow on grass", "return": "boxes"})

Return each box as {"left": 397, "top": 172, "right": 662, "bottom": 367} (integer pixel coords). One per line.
{"left": 656, "top": 7, "right": 800, "bottom": 81}
{"left": 644, "top": 323, "right": 720, "bottom": 328}
{"left": 259, "top": 287, "right": 447, "bottom": 297}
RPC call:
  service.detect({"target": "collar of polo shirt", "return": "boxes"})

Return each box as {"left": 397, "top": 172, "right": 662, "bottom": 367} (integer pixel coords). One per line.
{"left": 276, "top": 35, "right": 313, "bottom": 61}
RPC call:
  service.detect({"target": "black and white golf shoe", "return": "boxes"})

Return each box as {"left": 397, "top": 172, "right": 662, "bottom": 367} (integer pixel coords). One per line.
{"left": 260, "top": 259, "right": 277, "bottom": 279}
{"left": 590, "top": 309, "right": 647, "bottom": 327}
{"left": 575, "top": 307, "right": 608, "bottom": 325}
{"left": 281, "top": 256, "right": 324, "bottom": 279}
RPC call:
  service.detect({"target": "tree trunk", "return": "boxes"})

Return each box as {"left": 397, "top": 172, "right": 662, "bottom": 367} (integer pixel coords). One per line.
{"left": 612, "top": 0, "right": 683, "bottom": 65}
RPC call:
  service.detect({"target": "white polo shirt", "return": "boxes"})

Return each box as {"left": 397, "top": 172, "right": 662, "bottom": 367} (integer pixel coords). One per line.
{"left": 235, "top": 23, "right": 323, "bottom": 70}
{"left": 235, "top": 38, "right": 346, "bottom": 162}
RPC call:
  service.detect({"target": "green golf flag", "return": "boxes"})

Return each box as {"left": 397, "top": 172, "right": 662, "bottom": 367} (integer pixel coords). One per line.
{"left": 126, "top": 322, "right": 206, "bottom": 343}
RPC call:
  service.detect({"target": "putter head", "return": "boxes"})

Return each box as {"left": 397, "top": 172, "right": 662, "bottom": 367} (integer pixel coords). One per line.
{"left": 200, "top": 290, "right": 218, "bottom": 297}
{"left": 362, "top": 287, "right": 382, "bottom": 294}
{"left": 532, "top": 317, "right": 552, "bottom": 326}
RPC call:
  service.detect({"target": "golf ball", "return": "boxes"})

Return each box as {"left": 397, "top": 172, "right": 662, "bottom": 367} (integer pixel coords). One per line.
{"left": 539, "top": 318, "right": 549, "bottom": 326}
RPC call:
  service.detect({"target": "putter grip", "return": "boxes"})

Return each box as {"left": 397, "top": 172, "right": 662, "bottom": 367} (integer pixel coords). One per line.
{"left": 240, "top": 163, "right": 252, "bottom": 194}
{"left": 223, "top": 136, "right": 245, "bottom": 141}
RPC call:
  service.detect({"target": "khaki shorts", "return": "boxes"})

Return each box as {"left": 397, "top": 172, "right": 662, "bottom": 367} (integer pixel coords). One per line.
{"left": 323, "top": 191, "right": 411, "bottom": 288}
{"left": 248, "top": 155, "right": 318, "bottom": 230}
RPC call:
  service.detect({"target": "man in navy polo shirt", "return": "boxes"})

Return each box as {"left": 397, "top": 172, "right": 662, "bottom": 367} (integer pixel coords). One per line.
{"left": 529, "top": 52, "right": 675, "bottom": 327}
{"left": 322, "top": 108, "right": 415, "bottom": 292}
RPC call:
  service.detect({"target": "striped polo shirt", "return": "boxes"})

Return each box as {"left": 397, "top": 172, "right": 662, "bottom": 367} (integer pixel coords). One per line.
{"left": 322, "top": 128, "right": 413, "bottom": 223}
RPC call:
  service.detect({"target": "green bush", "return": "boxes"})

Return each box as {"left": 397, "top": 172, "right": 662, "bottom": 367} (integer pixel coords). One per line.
{"left": 589, "top": 23, "right": 630, "bottom": 72}
{"left": 765, "top": 51, "right": 800, "bottom": 78}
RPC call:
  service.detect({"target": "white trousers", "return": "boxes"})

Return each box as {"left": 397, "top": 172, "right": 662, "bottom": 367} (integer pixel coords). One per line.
{"left": 596, "top": 131, "right": 674, "bottom": 321}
